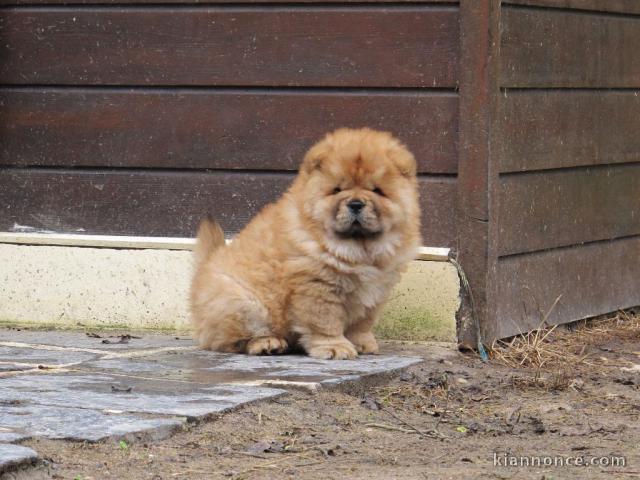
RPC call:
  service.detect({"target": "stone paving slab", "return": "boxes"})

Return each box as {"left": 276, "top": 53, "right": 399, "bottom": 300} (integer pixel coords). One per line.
{"left": 0, "top": 444, "right": 38, "bottom": 474}
{"left": 0, "top": 365, "right": 31, "bottom": 374}
{"left": 0, "top": 404, "right": 183, "bottom": 443}
{"left": 0, "top": 432, "right": 28, "bottom": 444}
{"left": 80, "top": 350, "right": 422, "bottom": 387}
{"left": 0, "top": 346, "right": 98, "bottom": 366}
{"left": 0, "top": 329, "right": 193, "bottom": 351}
{"left": 0, "top": 328, "right": 422, "bottom": 474}
{"left": 1, "top": 373, "right": 285, "bottom": 419}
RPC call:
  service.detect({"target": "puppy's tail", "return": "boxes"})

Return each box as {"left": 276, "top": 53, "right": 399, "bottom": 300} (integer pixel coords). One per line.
{"left": 194, "top": 216, "right": 225, "bottom": 265}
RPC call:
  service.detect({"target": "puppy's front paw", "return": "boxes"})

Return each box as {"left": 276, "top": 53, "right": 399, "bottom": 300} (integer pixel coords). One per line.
{"left": 246, "top": 336, "right": 288, "bottom": 355}
{"left": 307, "top": 339, "right": 358, "bottom": 360}
{"left": 347, "top": 331, "right": 379, "bottom": 355}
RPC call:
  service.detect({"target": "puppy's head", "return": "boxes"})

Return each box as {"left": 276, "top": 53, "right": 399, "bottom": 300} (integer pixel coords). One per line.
{"left": 294, "top": 128, "right": 420, "bottom": 251}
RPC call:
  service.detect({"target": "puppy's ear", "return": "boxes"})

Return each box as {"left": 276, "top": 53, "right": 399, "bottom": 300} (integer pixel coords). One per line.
{"left": 301, "top": 138, "right": 332, "bottom": 174}
{"left": 388, "top": 142, "right": 417, "bottom": 178}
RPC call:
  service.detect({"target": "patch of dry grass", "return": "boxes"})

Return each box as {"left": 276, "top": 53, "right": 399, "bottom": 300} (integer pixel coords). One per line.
{"left": 491, "top": 323, "right": 563, "bottom": 369}
{"left": 569, "top": 309, "right": 640, "bottom": 342}
{"left": 489, "top": 309, "right": 640, "bottom": 390}
{"left": 491, "top": 310, "right": 639, "bottom": 368}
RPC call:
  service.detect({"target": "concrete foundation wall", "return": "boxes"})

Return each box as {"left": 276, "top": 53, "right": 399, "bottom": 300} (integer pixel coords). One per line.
{"left": 0, "top": 243, "right": 459, "bottom": 341}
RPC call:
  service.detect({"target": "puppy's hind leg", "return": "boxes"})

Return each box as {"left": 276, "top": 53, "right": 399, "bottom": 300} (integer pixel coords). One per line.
{"left": 235, "top": 289, "right": 288, "bottom": 355}
{"left": 191, "top": 272, "right": 286, "bottom": 355}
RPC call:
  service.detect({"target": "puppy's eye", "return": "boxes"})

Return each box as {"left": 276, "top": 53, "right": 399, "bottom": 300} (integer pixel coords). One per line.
{"left": 373, "top": 187, "right": 385, "bottom": 197}
{"left": 332, "top": 187, "right": 342, "bottom": 195}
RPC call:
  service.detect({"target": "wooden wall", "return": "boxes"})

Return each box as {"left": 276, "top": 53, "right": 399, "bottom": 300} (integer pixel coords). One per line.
{"left": 0, "top": 1, "right": 460, "bottom": 247}
{"left": 3, "top": 0, "right": 639, "bottom": 342}
{"left": 489, "top": 0, "right": 640, "bottom": 339}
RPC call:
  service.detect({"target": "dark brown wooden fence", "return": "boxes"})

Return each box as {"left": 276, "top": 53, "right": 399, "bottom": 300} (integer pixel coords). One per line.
{"left": 1, "top": 0, "right": 638, "bottom": 343}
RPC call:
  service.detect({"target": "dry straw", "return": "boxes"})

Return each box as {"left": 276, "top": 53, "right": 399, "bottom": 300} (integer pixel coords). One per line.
{"left": 491, "top": 308, "right": 639, "bottom": 373}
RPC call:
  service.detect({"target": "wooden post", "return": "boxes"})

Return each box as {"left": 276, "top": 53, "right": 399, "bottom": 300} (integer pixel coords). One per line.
{"left": 456, "top": 0, "right": 502, "bottom": 348}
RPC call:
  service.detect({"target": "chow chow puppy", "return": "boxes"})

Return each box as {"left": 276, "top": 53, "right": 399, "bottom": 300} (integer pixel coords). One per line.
{"left": 190, "top": 128, "right": 421, "bottom": 359}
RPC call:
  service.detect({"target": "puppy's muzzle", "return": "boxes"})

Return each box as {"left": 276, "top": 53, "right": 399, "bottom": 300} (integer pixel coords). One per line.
{"left": 336, "top": 199, "right": 381, "bottom": 240}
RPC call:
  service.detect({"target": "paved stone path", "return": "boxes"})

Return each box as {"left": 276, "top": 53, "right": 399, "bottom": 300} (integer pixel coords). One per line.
{"left": 0, "top": 329, "right": 421, "bottom": 475}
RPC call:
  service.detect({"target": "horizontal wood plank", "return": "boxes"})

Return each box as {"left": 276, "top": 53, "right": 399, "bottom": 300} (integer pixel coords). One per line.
{"left": 0, "top": 89, "right": 458, "bottom": 174}
{"left": 497, "top": 164, "right": 640, "bottom": 256}
{"left": 494, "top": 236, "right": 640, "bottom": 340}
{"left": 501, "top": 6, "right": 640, "bottom": 88}
{"left": 0, "top": 8, "right": 458, "bottom": 88}
{"left": 0, "top": 170, "right": 457, "bottom": 247}
{"left": 2, "top": 0, "right": 458, "bottom": 3}
{"left": 504, "top": 0, "right": 640, "bottom": 14}
{"left": 498, "top": 90, "right": 640, "bottom": 172}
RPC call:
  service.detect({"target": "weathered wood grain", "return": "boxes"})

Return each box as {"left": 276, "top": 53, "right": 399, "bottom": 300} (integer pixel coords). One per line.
{"left": 501, "top": 6, "right": 640, "bottom": 87}
{"left": 0, "top": 170, "right": 457, "bottom": 247}
{"left": 455, "top": 0, "right": 502, "bottom": 346}
{"left": 1, "top": 0, "right": 457, "bottom": 3}
{"left": 493, "top": 236, "right": 640, "bottom": 340}
{"left": 0, "top": 89, "right": 458, "bottom": 174}
{"left": 497, "top": 164, "right": 640, "bottom": 256}
{"left": 504, "top": 0, "right": 640, "bottom": 14}
{"left": 0, "top": 8, "right": 458, "bottom": 88}
{"left": 498, "top": 90, "right": 640, "bottom": 172}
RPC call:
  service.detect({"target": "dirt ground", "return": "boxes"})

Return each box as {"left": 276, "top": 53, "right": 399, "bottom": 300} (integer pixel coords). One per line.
{"left": 18, "top": 312, "right": 640, "bottom": 480}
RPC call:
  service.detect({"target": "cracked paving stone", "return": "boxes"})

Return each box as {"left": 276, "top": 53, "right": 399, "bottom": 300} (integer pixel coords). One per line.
{"left": 0, "top": 330, "right": 194, "bottom": 351}
{"left": 0, "top": 365, "right": 31, "bottom": 373}
{"left": 0, "top": 432, "right": 28, "bottom": 443}
{"left": 0, "top": 405, "right": 182, "bottom": 443}
{"left": 0, "top": 373, "right": 286, "bottom": 418}
{"left": 0, "top": 444, "right": 38, "bottom": 473}
{"left": 81, "top": 351, "right": 423, "bottom": 386}
{"left": 0, "top": 330, "right": 423, "bottom": 447}
{"left": 0, "top": 346, "right": 97, "bottom": 366}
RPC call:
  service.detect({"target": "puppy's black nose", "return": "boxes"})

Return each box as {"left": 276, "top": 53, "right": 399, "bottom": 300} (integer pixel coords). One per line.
{"left": 347, "top": 199, "right": 365, "bottom": 213}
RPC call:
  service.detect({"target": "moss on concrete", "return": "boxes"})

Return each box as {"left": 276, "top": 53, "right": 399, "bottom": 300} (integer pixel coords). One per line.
{"left": 375, "top": 261, "right": 459, "bottom": 342}
{"left": 376, "top": 306, "right": 455, "bottom": 342}
{"left": 0, "top": 319, "right": 190, "bottom": 335}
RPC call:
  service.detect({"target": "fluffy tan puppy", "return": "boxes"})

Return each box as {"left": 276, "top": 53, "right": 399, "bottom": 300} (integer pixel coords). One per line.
{"left": 190, "top": 128, "right": 422, "bottom": 359}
